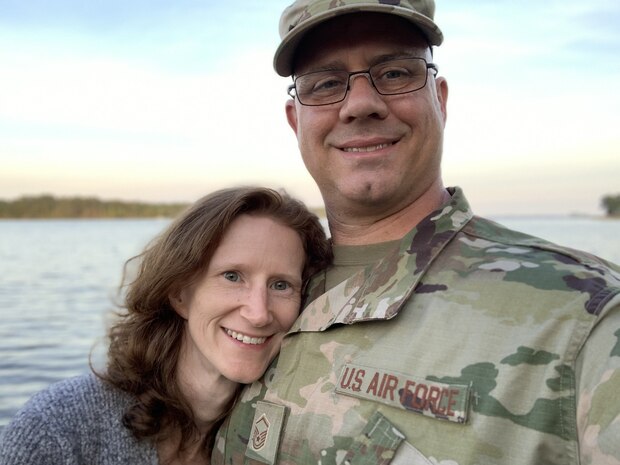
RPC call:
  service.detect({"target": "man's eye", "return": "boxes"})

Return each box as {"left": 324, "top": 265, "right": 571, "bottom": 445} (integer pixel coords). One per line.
{"left": 223, "top": 271, "right": 240, "bottom": 282}
{"left": 271, "top": 280, "right": 291, "bottom": 291}
{"left": 381, "top": 68, "right": 411, "bottom": 80}
{"left": 312, "top": 77, "right": 346, "bottom": 93}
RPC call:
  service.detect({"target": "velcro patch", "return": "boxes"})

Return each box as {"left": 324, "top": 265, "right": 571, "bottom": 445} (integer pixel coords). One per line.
{"left": 345, "top": 411, "right": 405, "bottom": 465}
{"left": 245, "top": 401, "right": 287, "bottom": 464}
{"left": 336, "top": 363, "right": 470, "bottom": 424}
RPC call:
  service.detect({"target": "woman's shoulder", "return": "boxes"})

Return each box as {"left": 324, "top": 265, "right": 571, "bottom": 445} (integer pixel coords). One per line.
{"left": 14, "top": 374, "right": 130, "bottom": 423}
{"left": 0, "top": 374, "right": 153, "bottom": 464}
{"left": 1, "top": 374, "right": 120, "bottom": 440}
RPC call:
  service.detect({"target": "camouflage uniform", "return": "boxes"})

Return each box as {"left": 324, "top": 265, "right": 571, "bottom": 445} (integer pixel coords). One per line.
{"left": 213, "top": 187, "right": 620, "bottom": 465}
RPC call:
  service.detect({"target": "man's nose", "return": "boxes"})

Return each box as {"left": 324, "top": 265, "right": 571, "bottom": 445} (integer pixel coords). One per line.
{"left": 348, "top": 71, "right": 374, "bottom": 90}
{"left": 340, "top": 72, "right": 388, "bottom": 120}
{"left": 239, "top": 286, "right": 273, "bottom": 327}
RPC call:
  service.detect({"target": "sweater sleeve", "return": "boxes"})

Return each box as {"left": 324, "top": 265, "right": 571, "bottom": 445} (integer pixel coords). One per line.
{"left": 0, "top": 375, "right": 159, "bottom": 465}
{"left": 0, "top": 389, "right": 79, "bottom": 465}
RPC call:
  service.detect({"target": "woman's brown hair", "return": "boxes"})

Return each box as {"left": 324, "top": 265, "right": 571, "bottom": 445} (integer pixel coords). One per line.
{"left": 97, "top": 186, "right": 332, "bottom": 460}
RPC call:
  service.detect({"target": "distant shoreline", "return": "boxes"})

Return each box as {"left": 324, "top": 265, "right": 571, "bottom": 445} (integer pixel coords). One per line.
{"left": 0, "top": 195, "right": 189, "bottom": 219}
{"left": 0, "top": 195, "right": 327, "bottom": 219}
{"left": 1, "top": 195, "right": 616, "bottom": 220}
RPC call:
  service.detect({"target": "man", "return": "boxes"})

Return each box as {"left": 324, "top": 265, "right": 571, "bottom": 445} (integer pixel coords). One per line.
{"left": 214, "top": 1, "right": 620, "bottom": 464}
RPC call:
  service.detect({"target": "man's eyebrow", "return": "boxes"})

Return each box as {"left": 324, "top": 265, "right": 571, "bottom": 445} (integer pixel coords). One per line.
{"left": 296, "top": 61, "right": 347, "bottom": 75}
{"left": 370, "top": 51, "right": 427, "bottom": 65}
{"left": 297, "top": 51, "right": 429, "bottom": 75}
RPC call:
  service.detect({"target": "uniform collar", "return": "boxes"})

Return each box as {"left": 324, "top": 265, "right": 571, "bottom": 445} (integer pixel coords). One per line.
{"left": 291, "top": 187, "right": 473, "bottom": 333}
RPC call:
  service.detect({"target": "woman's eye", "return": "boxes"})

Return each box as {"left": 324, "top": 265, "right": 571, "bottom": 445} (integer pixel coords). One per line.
{"left": 223, "top": 271, "right": 240, "bottom": 282}
{"left": 271, "top": 280, "right": 291, "bottom": 291}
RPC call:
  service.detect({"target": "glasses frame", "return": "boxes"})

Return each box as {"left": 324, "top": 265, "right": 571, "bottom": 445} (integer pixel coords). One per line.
{"left": 288, "top": 58, "right": 438, "bottom": 106}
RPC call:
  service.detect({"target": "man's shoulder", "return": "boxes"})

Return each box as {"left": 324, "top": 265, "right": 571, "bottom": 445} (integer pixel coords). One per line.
{"left": 449, "top": 215, "right": 620, "bottom": 315}
{"left": 462, "top": 215, "right": 619, "bottom": 272}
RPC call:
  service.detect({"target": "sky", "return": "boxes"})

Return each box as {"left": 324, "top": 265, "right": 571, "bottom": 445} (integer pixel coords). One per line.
{"left": 1, "top": 0, "right": 618, "bottom": 216}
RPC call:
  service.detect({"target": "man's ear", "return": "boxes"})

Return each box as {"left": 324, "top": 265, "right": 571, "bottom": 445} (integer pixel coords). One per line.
{"left": 285, "top": 99, "right": 298, "bottom": 134}
{"left": 168, "top": 290, "right": 189, "bottom": 319}
{"left": 435, "top": 76, "right": 448, "bottom": 124}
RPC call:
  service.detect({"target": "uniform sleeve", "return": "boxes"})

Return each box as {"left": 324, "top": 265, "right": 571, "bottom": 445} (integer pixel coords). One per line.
{"left": 576, "top": 293, "right": 620, "bottom": 465}
{"left": 0, "top": 391, "right": 78, "bottom": 465}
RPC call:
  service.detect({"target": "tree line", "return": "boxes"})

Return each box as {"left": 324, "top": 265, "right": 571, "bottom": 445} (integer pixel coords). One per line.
{"left": 0, "top": 194, "right": 617, "bottom": 219}
{"left": 602, "top": 194, "right": 620, "bottom": 217}
{"left": 0, "top": 195, "right": 189, "bottom": 219}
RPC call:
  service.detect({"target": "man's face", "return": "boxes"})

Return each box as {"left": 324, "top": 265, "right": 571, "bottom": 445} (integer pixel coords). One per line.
{"left": 286, "top": 13, "right": 448, "bottom": 220}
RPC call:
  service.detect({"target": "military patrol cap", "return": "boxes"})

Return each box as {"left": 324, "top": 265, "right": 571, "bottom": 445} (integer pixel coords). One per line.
{"left": 275, "top": 0, "right": 444, "bottom": 77}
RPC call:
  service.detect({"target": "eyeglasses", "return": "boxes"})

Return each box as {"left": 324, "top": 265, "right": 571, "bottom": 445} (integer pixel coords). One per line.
{"left": 288, "top": 57, "right": 438, "bottom": 106}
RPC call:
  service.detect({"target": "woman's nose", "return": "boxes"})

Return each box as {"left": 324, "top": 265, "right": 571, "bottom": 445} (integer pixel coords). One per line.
{"left": 238, "top": 286, "right": 273, "bottom": 327}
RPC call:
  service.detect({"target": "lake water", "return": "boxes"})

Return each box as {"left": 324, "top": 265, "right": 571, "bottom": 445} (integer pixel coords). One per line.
{"left": 1, "top": 216, "right": 619, "bottom": 430}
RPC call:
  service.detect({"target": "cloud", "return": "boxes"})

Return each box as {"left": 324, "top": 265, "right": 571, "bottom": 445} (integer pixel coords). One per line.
{"left": 1, "top": 0, "right": 618, "bottom": 214}
{"left": 0, "top": 40, "right": 319, "bottom": 202}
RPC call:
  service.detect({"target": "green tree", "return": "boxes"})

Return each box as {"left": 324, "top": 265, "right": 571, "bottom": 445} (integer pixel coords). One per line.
{"left": 602, "top": 194, "right": 620, "bottom": 217}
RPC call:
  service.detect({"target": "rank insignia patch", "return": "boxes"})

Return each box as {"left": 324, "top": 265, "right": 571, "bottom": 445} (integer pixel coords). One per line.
{"left": 245, "top": 401, "right": 287, "bottom": 464}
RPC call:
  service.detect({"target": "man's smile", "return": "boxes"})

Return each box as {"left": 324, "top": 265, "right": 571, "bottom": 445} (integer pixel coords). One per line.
{"left": 342, "top": 142, "right": 395, "bottom": 153}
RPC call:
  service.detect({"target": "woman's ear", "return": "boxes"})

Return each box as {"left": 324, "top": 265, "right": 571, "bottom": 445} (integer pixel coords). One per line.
{"left": 168, "top": 290, "right": 189, "bottom": 319}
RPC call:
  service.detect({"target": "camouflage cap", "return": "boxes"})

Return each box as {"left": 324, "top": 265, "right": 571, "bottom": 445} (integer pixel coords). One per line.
{"left": 274, "top": 0, "right": 444, "bottom": 77}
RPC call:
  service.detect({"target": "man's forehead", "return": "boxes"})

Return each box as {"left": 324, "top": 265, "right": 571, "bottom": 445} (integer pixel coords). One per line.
{"left": 293, "top": 13, "right": 429, "bottom": 72}
{"left": 304, "top": 12, "right": 428, "bottom": 40}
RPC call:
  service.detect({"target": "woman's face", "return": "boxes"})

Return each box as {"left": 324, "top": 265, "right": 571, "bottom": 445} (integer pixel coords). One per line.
{"left": 172, "top": 214, "right": 306, "bottom": 384}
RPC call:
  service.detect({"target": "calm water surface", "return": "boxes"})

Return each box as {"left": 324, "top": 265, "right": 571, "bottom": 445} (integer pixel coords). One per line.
{"left": 0, "top": 216, "right": 619, "bottom": 429}
{"left": 0, "top": 219, "right": 169, "bottom": 429}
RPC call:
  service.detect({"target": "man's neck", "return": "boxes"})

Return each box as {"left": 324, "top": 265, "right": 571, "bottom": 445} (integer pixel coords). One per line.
{"left": 327, "top": 182, "right": 451, "bottom": 246}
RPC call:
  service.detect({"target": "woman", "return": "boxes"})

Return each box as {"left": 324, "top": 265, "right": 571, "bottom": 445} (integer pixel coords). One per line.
{"left": 0, "top": 187, "right": 332, "bottom": 464}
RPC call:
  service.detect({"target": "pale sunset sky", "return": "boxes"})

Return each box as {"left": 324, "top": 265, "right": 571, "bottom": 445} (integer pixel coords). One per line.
{"left": 1, "top": 0, "right": 618, "bottom": 215}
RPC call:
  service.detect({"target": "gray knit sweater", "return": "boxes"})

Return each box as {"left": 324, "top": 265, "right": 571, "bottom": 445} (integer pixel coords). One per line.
{"left": 0, "top": 374, "right": 159, "bottom": 464}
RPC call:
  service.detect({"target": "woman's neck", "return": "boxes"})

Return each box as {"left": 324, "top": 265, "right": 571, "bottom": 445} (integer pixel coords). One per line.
{"left": 157, "top": 336, "right": 240, "bottom": 464}
{"left": 175, "top": 344, "right": 239, "bottom": 432}
{"left": 157, "top": 430, "right": 210, "bottom": 465}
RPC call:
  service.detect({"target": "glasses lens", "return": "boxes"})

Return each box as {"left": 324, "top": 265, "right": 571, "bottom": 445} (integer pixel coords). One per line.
{"left": 371, "top": 58, "right": 428, "bottom": 95}
{"left": 295, "top": 71, "right": 349, "bottom": 105}
{"left": 292, "top": 58, "right": 432, "bottom": 106}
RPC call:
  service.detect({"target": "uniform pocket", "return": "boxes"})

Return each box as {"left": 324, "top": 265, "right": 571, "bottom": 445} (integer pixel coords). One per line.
{"left": 342, "top": 411, "right": 405, "bottom": 465}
